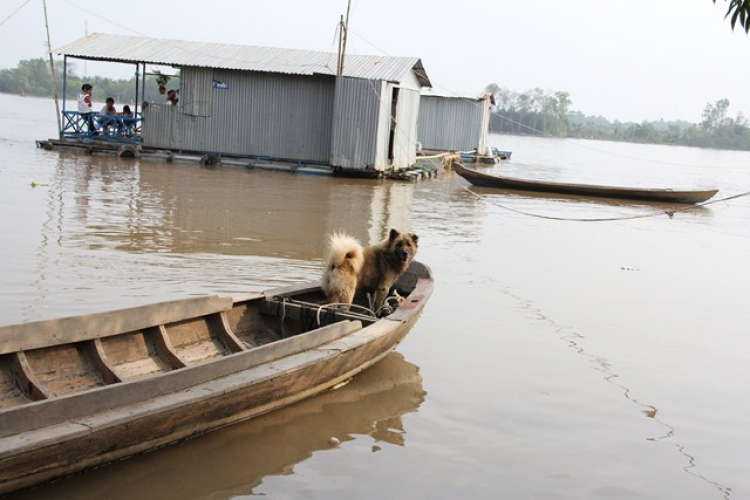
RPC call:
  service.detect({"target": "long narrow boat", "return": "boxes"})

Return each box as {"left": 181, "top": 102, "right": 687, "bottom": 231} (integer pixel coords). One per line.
{"left": 454, "top": 163, "right": 718, "bottom": 204}
{"left": 0, "top": 262, "right": 433, "bottom": 495}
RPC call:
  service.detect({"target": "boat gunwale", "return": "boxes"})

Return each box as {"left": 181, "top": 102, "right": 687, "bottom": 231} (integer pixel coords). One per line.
{"left": 0, "top": 295, "right": 235, "bottom": 355}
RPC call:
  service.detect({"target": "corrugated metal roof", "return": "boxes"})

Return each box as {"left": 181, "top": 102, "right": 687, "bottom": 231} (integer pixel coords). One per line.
{"left": 54, "top": 33, "right": 431, "bottom": 87}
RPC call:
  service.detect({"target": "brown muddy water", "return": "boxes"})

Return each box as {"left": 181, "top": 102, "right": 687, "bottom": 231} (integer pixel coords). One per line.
{"left": 2, "top": 93, "right": 750, "bottom": 499}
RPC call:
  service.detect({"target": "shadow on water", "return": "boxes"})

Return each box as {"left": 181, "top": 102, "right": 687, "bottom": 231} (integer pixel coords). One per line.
{"left": 497, "top": 285, "right": 733, "bottom": 500}
{"left": 11, "top": 352, "right": 426, "bottom": 500}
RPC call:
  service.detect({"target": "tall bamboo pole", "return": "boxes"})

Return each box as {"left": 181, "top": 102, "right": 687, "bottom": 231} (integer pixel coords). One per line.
{"left": 337, "top": 15, "right": 344, "bottom": 76}
{"left": 340, "top": 0, "right": 352, "bottom": 76}
{"left": 42, "top": 0, "right": 62, "bottom": 137}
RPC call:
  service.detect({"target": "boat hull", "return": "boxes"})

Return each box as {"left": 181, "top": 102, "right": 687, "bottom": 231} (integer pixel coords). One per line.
{"left": 454, "top": 163, "right": 718, "bottom": 204}
{"left": 0, "top": 263, "right": 433, "bottom": 494}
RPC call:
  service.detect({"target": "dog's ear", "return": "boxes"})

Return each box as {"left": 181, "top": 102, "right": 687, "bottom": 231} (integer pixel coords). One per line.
{"left": 388, "top": 228, "right": 400, "bottom": 241}
{"left": 410, "top": 233, "right": 419, "bottom": 244}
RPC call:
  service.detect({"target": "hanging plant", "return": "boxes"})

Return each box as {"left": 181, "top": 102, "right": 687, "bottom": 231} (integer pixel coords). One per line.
{"left": 153, "top": 69, "right": 171, "bottom": 87}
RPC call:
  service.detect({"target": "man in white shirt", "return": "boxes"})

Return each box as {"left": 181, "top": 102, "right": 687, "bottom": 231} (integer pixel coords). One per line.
{"left": 77, "top": 83, "right": 94, "bottom": 134}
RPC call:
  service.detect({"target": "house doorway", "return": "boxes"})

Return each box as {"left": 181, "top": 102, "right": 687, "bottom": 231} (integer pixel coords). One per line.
{"left": 387, "top": 87, "right": 399, "bottom": 164}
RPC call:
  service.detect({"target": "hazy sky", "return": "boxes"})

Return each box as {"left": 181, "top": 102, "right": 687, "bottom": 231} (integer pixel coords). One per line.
{"left": 1, "top": 0, "right": 748, "bottom": 123}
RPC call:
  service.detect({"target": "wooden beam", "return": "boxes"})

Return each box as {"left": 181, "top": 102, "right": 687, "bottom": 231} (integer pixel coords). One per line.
{"left": 150, "top": 326, "right": 187, "bottom": 369}
{"left": 85, "top": 340, "right": 123, "bottom": 385}
{"left": 8, "top": 353, "right": 49, "bottom": 401}
{"left": 207, "top": 313, "right": 246, "bottom": 353}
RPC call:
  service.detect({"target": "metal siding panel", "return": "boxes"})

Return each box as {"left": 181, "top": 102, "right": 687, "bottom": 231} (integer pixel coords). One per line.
{"left": 164, "top": 71, "right": 334, "bottom": 161}
{"left": 330, "top": 77, "right": 382, "bottom": 170}
{"left": 417, "top": 96, "right": 484, "bottom": 151}
{"left": 141, "top": 104, "right": 175, "bottom": 148}
{"left": 181, "top": 67, "right": 213, "bottom": 117}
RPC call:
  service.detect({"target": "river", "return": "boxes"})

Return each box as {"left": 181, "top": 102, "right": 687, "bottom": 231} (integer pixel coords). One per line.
{"left": 2, "top": 93, "right": 749, "bottom": 500}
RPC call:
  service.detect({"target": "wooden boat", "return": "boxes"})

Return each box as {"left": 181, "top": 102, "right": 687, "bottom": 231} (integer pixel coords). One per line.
{"left": 459, "top": 148, "right": 512, "bottom": 163}
{"left": 0, "top": 262, "right": 434, "bottom": 495}
{"left": 492, "top": 148, "right": 513, "bottom": 160}
{"left": 454, "top": 163, "right": 718, "bottom": 204}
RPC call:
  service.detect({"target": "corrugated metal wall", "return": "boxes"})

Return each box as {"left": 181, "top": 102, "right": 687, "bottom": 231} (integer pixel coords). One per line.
{"left": 182, "top": 67, "right": 213, "bottom": 117}
{"left": 142, "top": 103, "right": 175, "bottom": 149}
{"left": 143, "top": 69, "right": 336, "bottom": 162}
{"left": 330, "top": 77, "right": 382, "bottom": 170}
{"left": 417, "top": 96, "right": 485, "bottom": 151}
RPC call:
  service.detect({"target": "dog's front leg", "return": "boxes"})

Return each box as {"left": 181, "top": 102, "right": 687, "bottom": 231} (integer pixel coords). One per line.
{"left": 373, "top": 287, "right": 390, "bottom": 315}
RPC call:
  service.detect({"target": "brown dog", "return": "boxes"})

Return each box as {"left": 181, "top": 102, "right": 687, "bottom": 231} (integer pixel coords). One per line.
{"left": 321, "top": 229, "right": 419, "bottom": 313}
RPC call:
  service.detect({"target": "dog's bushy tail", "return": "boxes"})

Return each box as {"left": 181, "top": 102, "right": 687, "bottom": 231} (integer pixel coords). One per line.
{"left": 321, "top": 232, "right": 364, "bottom": 305}
{"left": 324, "top": 232, "right": 364, "bottom": 274}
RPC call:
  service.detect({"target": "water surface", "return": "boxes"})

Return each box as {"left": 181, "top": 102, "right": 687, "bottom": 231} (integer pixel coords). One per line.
{"left": 2, "top": 94, "right": 749, "bottom": 499}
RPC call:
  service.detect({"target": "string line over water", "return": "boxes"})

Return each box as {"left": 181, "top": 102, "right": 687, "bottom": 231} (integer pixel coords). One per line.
{"left": 500, "top": 285, "right": 733, "bottom": 499}
{"left": 455, "top": 176, "right": 750, "bottom": 223}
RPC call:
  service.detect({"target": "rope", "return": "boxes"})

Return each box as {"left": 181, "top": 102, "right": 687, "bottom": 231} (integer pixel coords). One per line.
{"left": 278, "top": 296, "right": 289, "bottom": 338}
{"left": 455, "top": 175, "right": 750, "bottom": 223}
{"left": 0, "top": 0, "right": 31, "bottom": 28}
{"left": 312, "top": 292, "right": 406, "bottom": 326}
{"left": 376, "top": 294, "right": 404, "bottom": 317}
{"left": 315, "top": 303, "right": 376, "bottom": 327}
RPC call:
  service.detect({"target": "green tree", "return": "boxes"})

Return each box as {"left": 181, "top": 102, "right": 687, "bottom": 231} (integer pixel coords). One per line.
{"left": 701, "top": 98, "right": 731, "bottom": 131}
{"left": 487, "top": 82, "right": 750, "bottom": 151}
{"left": 713, "top": 0, "right": 750, "bottom": 32}
{"left": 0, "top": 58, "right": 162, "bottom": 106}
{"left": 550, "top": 91, "right": 571, "bottom": 136}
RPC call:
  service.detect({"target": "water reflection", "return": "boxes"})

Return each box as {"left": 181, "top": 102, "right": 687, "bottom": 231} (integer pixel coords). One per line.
{"left": 46, "top": 157, "right": 417, "bottom": 259}
{"left": 3, "top": 155, "right": 424, "bottom": 324}
{"left": 13, "top": 352, "right": 425, "bottom": 500}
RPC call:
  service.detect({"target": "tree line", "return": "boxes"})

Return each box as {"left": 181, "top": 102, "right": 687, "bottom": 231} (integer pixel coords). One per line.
{"left": 2, "top": 58, "right": 750, "bottom": 151}
{"left": 0, "top": 58, "right": 159, "bottom": 106}
{"left": 485, "top": 84, "right": 750, "bottom": 151}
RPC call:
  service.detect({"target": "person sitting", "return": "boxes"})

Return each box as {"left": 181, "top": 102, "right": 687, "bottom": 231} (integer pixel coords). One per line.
{"left": 99, "top": 97, "right": 118, "bottom": 135}
{"left": 100, "top": 97, "right": 117, "bottom": 115}
{"left": 166, "top": 89, "right": 179, "bottom": 106}
{"left": 118, "top": 105, "right": 135, "bottom": 135}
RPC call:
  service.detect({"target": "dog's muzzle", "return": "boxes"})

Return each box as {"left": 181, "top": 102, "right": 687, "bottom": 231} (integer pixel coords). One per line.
{"left": 396, "top": 250, "right": 410, "bottom": 262}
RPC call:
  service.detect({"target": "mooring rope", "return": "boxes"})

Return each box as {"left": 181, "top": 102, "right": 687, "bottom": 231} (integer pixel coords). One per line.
{"left": 315, "top": 303, "right": 377, "bottom": 327}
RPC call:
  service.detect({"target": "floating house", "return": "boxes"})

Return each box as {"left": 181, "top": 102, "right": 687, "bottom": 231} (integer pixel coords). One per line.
{"left": 417, "top": 91, "right": 491, "bottom": 154}
{"left": 53, "top": 33, "right": 432, "bottom": 174}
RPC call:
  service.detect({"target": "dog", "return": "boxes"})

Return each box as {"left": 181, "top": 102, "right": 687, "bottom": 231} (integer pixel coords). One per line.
{"left": 320, "top": 232, "right": 364, "bottom": 305}
{"left": 321, "top": 229, "right": 419, "bottom": 313}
